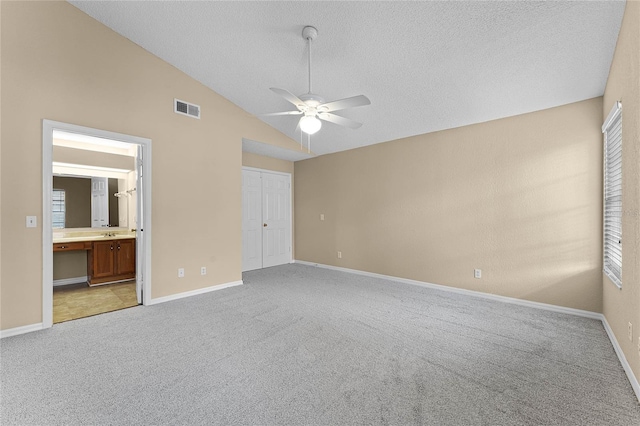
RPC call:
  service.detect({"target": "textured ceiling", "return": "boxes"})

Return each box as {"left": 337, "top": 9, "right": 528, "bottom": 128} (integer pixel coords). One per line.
{"left": 70, "top": 1, "right": 625, "bottom": 158}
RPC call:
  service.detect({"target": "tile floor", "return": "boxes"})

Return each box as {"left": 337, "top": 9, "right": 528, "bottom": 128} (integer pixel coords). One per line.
{"left": 53, "top": 280, "right": 138, "bottom": 323}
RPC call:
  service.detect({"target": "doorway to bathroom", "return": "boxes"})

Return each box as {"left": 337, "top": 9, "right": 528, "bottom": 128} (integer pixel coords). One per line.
{"left": 42, "top": 120, "right": 152, "bottom": 328}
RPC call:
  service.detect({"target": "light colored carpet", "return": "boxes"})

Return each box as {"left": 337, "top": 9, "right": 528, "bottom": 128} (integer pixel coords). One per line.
{"left": 1, "top": 264, "right": 639, "bottom": 425}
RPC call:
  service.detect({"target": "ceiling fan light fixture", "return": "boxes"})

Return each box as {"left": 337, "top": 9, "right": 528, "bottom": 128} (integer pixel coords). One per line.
{"left": 300, "top": 115, "right": 322, "bottom": 135}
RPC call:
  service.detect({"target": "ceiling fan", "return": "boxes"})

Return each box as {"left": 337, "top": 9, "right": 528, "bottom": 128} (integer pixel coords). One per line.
{"left": 263, "top": 26, "right": 371, "bottom": 143}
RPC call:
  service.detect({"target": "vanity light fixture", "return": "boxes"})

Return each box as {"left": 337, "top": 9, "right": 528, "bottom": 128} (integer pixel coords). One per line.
{"left": 52, "top": 162, "right": 131, "bottom": 174}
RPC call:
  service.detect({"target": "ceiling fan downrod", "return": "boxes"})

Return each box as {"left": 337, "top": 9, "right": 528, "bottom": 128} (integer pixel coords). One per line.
{"left": 302, "top": 26, "right": 318, "bottom": 95}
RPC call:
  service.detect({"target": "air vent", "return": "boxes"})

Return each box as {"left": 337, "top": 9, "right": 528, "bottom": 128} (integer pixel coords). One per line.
{"left": 174, "top": 98, "right": 201, "bottom": 119}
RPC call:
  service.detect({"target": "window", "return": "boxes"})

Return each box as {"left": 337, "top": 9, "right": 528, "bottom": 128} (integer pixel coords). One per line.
{"left": 603, "top": 101, "right": 622, "bottom": 288}
{"left": 52, "top": 189, "right": 66, "bottom": 229}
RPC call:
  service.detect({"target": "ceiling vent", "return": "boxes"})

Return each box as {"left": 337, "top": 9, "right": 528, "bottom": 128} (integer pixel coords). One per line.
{"left": 174, "top": 98, "right": 200, "bottom": 119}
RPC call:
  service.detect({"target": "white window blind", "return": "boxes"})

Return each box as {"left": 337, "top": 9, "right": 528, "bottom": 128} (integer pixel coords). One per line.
{"left": 52, "top": 189, "right": 66, "bottom": 229}
{"left": 603, "top": 101, "right": 622, "bottom": 288}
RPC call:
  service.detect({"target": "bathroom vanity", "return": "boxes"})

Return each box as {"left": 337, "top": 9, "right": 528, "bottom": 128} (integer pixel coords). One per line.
{"left": 53, "top": 231, "right": 136, "bottom": 286}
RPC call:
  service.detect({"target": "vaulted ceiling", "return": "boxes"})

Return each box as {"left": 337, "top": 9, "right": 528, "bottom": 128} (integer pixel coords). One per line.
{"left": 70, "top": 1, "right": 625, "bottom": 157}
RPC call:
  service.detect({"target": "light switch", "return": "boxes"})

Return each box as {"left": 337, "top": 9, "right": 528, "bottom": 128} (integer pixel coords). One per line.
{"left": 320, "top": 214, "right": 325, "bottom": 221}
{"left": 26, "top": 216, "right": 37, "bottom": 228}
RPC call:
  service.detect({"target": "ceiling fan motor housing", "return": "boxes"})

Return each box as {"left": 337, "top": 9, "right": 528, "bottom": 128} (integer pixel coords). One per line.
{"left": 298, "top": 93, "right": 325, "bottom": 109}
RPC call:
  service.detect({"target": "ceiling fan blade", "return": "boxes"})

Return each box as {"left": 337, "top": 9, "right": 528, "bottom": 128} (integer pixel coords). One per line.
{"left": 261, "top": 111, "right": 303, "bottom": 117}
{"left": 270, "top": 88, "right": 306, "bottom": 109}
{"left": 319, "top": 95, "right": 371, "bottom": 113}
{"left": 318, "top": 112, "right": 363, "bottom": 129}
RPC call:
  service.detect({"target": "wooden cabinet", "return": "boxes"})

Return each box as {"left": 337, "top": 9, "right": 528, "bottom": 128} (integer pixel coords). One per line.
{"left": 92, "top": 241, "right": 116, "bottom": 279}
{"left": 115, "top": 238, "right": 136, "bottom": 276}
{"left": 88, "top": 238, "right": 136, "bottom": 286}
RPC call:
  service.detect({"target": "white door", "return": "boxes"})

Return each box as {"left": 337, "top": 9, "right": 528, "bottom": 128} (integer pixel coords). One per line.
{"left": 242, "top": 169, "right": 291, "bottom": 271}
{"left": 135, "top": 145, "right": 144, "bottom": 304}
{"left": 262, "top": 173, "right": 291, "bottom": 268}
{"left": 91, "top": 177, "right": 109, "bottom": 228}
{"left": 242, "top": 170, "right": 263, "bottom": 271}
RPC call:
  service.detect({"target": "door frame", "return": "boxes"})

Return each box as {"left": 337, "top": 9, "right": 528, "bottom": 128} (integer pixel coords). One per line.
{"left": 241, "top": 166, "right": 293, "bottom": 268}
{"left": 42, "top": 120, "right": 153, "bottom": 328}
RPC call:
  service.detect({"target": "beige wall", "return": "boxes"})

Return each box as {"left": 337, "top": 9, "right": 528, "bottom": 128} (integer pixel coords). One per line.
{"left": 602, "top": 0, "right": 640, "bottom": 388}
{"left": 0, "top": 1, "right": 298, "bottom": 330}
{"left": 242, "top": 151, "right": 294, "bottom": 175}
{"left": 0, "top": 1, "right": 2, "bottom": 303}
{"left": 53, "top": 251, "right": 87, "bottom": 281}
{"left": 296, "top": 97, "right": 603, "bottom": 313}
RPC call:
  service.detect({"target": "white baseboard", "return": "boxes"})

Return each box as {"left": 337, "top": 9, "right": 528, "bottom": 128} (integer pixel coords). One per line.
{"left": 53, "top": 276, "right": 88, "bottom": 287}
{"left": 601, "top": 316, "right": 640, "bottom": 402}
{"left": 294, "top": 260, "right": 601, "bottom": 319}
{"left": 0, "top": 323, "right": 44, "bottom": 339}
{"left": 148, "top": 280, "right": 243, "bottom": 305}
{"left": 294, "top": 259, "right": 639, "bottom": 402}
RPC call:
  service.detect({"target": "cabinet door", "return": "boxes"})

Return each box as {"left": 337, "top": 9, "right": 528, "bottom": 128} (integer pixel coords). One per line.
{"left": 116, "top": 239, "right": 136, "bottom": 275}
{"left": 93, "top": 241, "right": 115, "bottom": 278}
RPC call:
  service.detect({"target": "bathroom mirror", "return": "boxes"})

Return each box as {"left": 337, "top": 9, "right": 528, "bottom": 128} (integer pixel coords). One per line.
{"left": 52, "top": 175, "right": 126, "bottom": 229}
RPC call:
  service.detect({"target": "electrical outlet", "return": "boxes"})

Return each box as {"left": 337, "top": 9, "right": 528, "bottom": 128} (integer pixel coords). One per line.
{"left": 320, "top": 214, "right": 325, "bottom": 221}
{"left": 629, "top": 322, "right": 633, "bottom": 341}
{"left": 178, "top": 268, "right": 185, "bottom": 278}
{"left": 474, "top": 269, "right": 482, "bottom": 279}
{"left": 201, "top": 267, "right": 206, "bottom": 276}
{"left": 337, "top": 251, "right": 342, "bottom": 259}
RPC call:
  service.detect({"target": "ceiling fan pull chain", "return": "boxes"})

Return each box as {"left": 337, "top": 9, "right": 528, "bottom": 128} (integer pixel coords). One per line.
{"left": 308, "top": 133, "right": 311, "bottom": 154}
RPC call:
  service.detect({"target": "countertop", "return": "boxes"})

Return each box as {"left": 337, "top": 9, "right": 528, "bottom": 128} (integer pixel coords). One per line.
{"left": 53, "top": 230, "right": 136, "bottom": 244}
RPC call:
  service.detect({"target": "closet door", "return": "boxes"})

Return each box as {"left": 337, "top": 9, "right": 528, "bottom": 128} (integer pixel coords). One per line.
{"left": 242, "top": 170, "right": 263, "bottom": 272}
{"left": 242, "top": 169, "right": 292, "bottom": 272}
{"left": 262, "top": 173, "right": 291, "bottom": 268}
